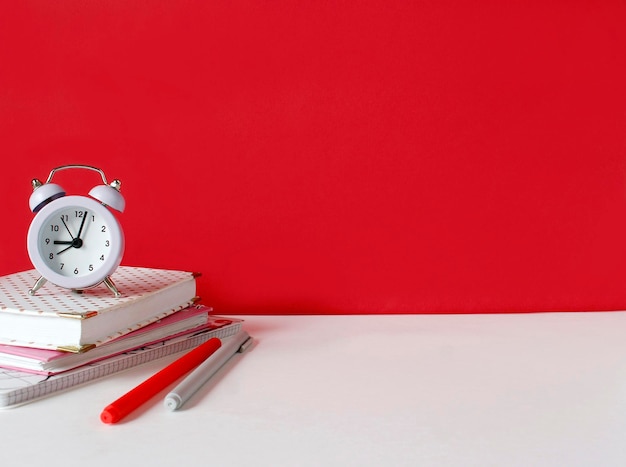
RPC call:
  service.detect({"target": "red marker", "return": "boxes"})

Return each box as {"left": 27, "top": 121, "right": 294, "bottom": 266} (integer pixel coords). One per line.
{"left": 101, "top": 337, "right": 222, "bottom": 424}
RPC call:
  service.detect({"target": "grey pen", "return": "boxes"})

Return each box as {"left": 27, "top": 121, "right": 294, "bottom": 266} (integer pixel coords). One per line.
{"left": 164, "top": 330, "right": 252, "bottom": 411}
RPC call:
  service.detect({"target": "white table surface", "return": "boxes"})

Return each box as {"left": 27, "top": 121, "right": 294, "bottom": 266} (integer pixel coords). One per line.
{"left": 1, "top": 312, "right": 626, "bottom": 467}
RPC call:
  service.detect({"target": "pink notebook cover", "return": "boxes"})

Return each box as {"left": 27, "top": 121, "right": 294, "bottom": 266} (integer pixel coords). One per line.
{"left": 0, "top": 304, "right": 238, "bottom": 374}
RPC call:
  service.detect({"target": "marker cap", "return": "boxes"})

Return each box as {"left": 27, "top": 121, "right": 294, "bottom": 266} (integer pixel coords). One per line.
{"left": 101, "top": 405, "right": 122, "bottom": 424}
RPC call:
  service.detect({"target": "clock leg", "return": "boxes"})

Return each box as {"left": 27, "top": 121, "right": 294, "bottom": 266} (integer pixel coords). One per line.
{"left": 28, "top": 276, "right": 47, "bottom": 296}
{"left": 103, "top": 275, "right": 121, "bottom": 298}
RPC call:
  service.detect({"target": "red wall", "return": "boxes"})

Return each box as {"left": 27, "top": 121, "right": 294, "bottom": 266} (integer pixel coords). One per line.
{"left": 1, "top": 2, "right": 626, "bottom": 314}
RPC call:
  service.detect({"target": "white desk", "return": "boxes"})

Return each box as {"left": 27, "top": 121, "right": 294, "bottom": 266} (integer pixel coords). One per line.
{"left": 1, "top": 312, "right": 626, "bottom": 466}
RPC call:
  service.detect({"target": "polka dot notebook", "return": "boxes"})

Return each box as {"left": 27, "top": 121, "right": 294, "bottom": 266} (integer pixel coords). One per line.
{"left": 0, "top": 267, "right": 198, "bottom": 352}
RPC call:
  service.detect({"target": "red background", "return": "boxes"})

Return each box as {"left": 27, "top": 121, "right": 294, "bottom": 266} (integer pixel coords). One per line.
{"left": 1, "top": 2, "right": 626, "bottom": 314}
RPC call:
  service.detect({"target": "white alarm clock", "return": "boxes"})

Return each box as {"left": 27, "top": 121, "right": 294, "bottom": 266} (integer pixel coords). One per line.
{"left": 26, "top": 165, "right": 125, "bottom": 297}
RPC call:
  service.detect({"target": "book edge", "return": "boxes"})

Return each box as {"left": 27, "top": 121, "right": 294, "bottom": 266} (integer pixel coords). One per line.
{"left": 0, "top": 322, "right": 243, "bottom": 408}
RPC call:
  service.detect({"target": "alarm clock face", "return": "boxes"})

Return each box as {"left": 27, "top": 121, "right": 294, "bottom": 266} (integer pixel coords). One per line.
{"left": 27, "top": 195, "right": 124, "bottom": 290}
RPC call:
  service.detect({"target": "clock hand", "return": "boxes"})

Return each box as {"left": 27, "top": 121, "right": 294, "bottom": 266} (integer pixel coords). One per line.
{"left": 56, "top": 236, "right": 83, "bottom": 252}
{"left": 57, "top": 244, "right": 74, "bottom": 255}
{"left": 55, "top": 212, "right": 87, "bottom": 251}
{"left": 61, "top": 217, "right": 75, "bottom": 240}
{"left": 76, "top": 210, "right": 88, "bottom": 240}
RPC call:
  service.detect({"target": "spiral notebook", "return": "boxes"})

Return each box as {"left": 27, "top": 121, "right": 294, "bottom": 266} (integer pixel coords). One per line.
{"left": 0, "top": 316, "right": 242, "bottom": 408}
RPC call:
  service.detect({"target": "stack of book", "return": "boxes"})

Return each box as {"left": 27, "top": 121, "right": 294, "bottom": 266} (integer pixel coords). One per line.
{"left": 0, "top": 266, "right": 243, "bottom": 408}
